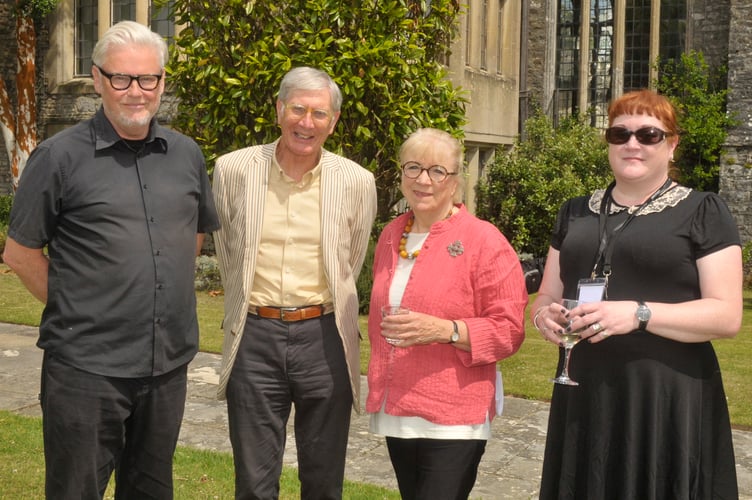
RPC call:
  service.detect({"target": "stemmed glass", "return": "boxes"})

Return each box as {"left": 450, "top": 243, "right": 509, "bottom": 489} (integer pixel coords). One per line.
{"left": 551, "top": 298, "right": 583, "bottom": 386}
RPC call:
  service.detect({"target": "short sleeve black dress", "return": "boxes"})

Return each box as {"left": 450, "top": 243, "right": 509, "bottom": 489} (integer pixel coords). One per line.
{"left": 539, "top": 185, "right": 740, "bottom": 499}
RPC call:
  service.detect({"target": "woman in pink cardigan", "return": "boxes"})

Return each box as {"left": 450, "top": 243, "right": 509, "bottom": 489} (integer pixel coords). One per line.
{"left": 366, "top": 128, "right": 528, "bottom": 499}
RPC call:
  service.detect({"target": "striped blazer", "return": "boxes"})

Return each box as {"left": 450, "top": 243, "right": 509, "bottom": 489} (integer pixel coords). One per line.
{"left": 212, "top": 140, "right": 377, "bottom": 409}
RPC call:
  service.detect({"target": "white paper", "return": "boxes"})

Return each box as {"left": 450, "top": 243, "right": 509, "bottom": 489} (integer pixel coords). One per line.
{"left": 495, "top": 369, "right": 504, "bottom": 416}
{"left": 577, "top": 282, "right": 606, "bottom": 303}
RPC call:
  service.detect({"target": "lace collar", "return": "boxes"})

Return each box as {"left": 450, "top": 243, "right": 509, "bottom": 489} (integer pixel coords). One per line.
{"left": 588, "top": 184, "right": 692, "bottom": 215}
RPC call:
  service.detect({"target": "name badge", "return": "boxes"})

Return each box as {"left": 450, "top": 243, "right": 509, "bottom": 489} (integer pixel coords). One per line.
{"left": 577, "top": 278, "right": 607, "bottom": 303}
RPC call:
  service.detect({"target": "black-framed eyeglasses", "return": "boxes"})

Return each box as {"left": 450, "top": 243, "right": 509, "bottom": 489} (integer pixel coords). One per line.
{"left": 95, "top": 66, "right": 163, "bottom": 91}
{"left": 605, "top": 126, "right": 672, "bottom": 146}
{"left": 401, "top": 161, "right": 458, "bottom": 183}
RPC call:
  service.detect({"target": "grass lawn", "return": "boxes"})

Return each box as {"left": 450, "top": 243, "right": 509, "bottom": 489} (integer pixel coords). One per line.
{"left": 0, "top": 411, "right": 400, "bottom": 499}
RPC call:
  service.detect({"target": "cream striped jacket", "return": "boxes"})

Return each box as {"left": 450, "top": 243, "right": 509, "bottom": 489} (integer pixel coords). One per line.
{"left": 212, "top": 140, "right": 377, "bottom": 410}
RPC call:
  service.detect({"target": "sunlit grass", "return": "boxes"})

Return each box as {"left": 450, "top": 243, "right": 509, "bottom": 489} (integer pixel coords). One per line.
{"left": 0, "top": 411, "right": 400, "bottom": 499}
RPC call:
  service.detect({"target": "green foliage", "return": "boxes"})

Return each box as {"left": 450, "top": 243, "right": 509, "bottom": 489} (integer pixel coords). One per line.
{"left": 0, "top": 228, "right": 6, "bottom": 262}
{"left": 0, "top": 195, "right": 12, "bottom": 259}
{"left": 356, "top": 236, "right": 377, "bottom": 315}
{"left": 16, "top": 0, "right": 60, "bottom": 18}
{"left": 656, "top": 51, "right": 735, "bottom": 192}
{"left": 167, "top": 0, "right": 467, "bottom": 223}
{"left": 475, "top": 110, "right": 611, "bottom": 257}
{"left": 194, "top": 255, "right": 222, "bottom": 292}
{"left": 0, "top": 195, "right": 12, "bottom": 226}
{"left": 743, "top": 241, "right": 752, "bottom": 289}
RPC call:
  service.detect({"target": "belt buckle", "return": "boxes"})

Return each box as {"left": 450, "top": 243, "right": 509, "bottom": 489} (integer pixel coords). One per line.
{"left": 280, "top": 307, "right": 298, "bottom": 321}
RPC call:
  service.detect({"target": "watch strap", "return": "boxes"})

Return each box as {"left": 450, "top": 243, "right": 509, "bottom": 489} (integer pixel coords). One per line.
{"left": 450, "top": 320, "right": 460, "bottom": 343}
{"left": 638, "top": 300, "right": 649, "bottom": 330}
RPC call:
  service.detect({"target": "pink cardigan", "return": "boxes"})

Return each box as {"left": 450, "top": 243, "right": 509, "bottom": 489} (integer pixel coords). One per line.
{"left": 365, "top": 205, "right": 527, "bottom": 425}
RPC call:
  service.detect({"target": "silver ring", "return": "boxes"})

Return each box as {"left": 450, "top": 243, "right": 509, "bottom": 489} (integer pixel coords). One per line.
{"left": 386, "top": 338, "right": 400, "bottom": 345}
{"left": 591, "top": 322, "right": 603, "bottom": 333}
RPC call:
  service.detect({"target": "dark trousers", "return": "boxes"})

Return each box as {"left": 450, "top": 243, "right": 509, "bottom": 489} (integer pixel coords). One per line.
{"left": 40, "top": 353, "right": 188, "bottom": 500}
{"left": 226, "top": 313, "right": 352, "bottom": 500}
{"left": 386, "top": 436, "right": 487, "bottom": 500}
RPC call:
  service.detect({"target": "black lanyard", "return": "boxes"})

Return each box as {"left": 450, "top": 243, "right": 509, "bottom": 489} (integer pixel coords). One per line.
{"left": 591, "top": 178, "right": 674, "bottom": 279}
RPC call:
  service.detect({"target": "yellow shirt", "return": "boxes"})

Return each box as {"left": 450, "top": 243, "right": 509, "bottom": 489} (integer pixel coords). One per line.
{"left": 249, "top": 157, "right": 331, "bottom": 307}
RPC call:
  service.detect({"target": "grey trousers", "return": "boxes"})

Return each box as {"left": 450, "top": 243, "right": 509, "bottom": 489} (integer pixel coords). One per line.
{"left": 226, "top": 312, "right": 352, "bottom": 500}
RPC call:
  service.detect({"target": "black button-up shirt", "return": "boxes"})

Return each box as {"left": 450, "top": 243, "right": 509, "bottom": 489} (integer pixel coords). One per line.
{"left": 8, "top": 107, "right": 220, "bottom": 377}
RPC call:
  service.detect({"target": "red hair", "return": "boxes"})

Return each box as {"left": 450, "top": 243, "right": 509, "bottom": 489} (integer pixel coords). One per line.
{"left": 608, "top": 89, "right": 680, "bottom": 136}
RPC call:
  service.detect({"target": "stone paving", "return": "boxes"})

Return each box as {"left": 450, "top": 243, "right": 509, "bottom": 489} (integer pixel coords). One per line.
{"left": 2, "top": 322, "right": 750, "bottom": 499}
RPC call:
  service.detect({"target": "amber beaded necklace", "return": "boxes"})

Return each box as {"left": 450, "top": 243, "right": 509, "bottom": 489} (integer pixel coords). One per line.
{"left": 399, "top": 208, "right": 454, "bottom": 260}
{"left": 399, "top": 218, "right": 420, "bottom": 260}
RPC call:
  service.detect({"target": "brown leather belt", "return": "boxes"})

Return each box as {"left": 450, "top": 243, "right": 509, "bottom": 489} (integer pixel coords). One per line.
{"left": 248, "top": 304, "right": 334, "bottom": 322}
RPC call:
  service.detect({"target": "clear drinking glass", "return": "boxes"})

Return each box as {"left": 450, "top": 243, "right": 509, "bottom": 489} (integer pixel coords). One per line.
{"left": 551, "top": 298, "right": 583, "bottom": 386}
{"left": 380, "top": 305, "right": 409, "bottom": 346}
{"left": 381, "top": 305, "right": 409, "bottom": 318}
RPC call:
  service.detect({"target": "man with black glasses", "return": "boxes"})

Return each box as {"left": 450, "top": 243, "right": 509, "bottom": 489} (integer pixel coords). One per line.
{"left": 3, "top": 20, "right": 219, "bottom": 499}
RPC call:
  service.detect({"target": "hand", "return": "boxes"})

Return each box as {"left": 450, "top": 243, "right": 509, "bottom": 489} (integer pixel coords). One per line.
{"left": 533, "top": 302, "right": 571, "bottom": 346}
{"left": 558, "top": 300, "right": 641, "bottom": 343}
{"left": 380, "top": 310, "right": 448, "bottom": 347}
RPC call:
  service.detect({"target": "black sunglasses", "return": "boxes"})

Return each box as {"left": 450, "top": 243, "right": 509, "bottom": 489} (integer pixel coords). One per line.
{"left": 605, "top": 126, "right": 672, "bottom": 146}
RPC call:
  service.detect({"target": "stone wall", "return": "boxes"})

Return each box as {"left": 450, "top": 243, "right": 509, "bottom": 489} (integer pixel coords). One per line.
{"left": 691, "top": 0, "right": 732, "bottom": 66}
{"left": 719, "top": 0, "right": 752, "bottom": 244}
{"left": 524, "top": 0, "right": 546, "bottom": 111}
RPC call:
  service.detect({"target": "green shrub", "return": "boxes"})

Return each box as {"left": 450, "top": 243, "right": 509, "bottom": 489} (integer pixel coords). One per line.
{"left": 0, "top": 225, "right": 6, "bottom": 260}
{"left": 656, "top": 51, "right": 735, "bottom": 193}
{"left": 475, "top": 109, "right": 611, "bottom": 257}
{"left": 0, "top": 195, "right": 12, "bottom": 226}
{"left": 194, "top": 255, "right": 222, "bottom": 292}
{"left": 356, "top": 236, "right": 377, "bottom": 315}
{"left": 743, "top": 242, "right": 752, "bottom": 289}
{"left": 0, "top": 195, "right": 12, "bottom": 260}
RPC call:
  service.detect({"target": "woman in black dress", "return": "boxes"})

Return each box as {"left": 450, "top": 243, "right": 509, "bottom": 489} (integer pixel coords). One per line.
{"left": 531, "top": 89, "right": 742, "bottom": 499}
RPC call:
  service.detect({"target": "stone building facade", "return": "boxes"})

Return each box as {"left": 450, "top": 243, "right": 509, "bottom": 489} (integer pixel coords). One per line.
{"left": 719, "top": 0, "right": 752, "bottom": 243}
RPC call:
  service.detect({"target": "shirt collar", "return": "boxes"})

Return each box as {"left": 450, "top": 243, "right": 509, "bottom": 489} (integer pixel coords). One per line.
{"left": 92, "top": 107, "right": 168, "bottom": 153}
{"left": 271, "top": 152, "right": 322, "bottom": 187}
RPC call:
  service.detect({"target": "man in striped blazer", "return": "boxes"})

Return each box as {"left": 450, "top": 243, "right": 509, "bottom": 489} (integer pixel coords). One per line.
{"left": 212, "top": 66, "right": 377, "bottom": 499}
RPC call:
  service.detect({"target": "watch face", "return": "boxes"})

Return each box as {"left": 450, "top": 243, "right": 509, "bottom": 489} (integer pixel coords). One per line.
{"left": 451, "top": 331, "right": 460, "bottom": 342}
{"left": 637, "top": 305, "right": 651, "bottom": 321}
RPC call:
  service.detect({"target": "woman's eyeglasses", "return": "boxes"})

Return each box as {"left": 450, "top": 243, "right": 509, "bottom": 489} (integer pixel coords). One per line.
{"left": 401, "top": 162, "right": 458, "bottom": 183}
{"left": 605, "top": 126, "right": 672, "bottom": 146}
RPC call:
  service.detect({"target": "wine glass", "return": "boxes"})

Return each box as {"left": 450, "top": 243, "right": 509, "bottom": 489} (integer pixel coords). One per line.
{"left": 551, "top": 298, "right": 583, "bottom": 386}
